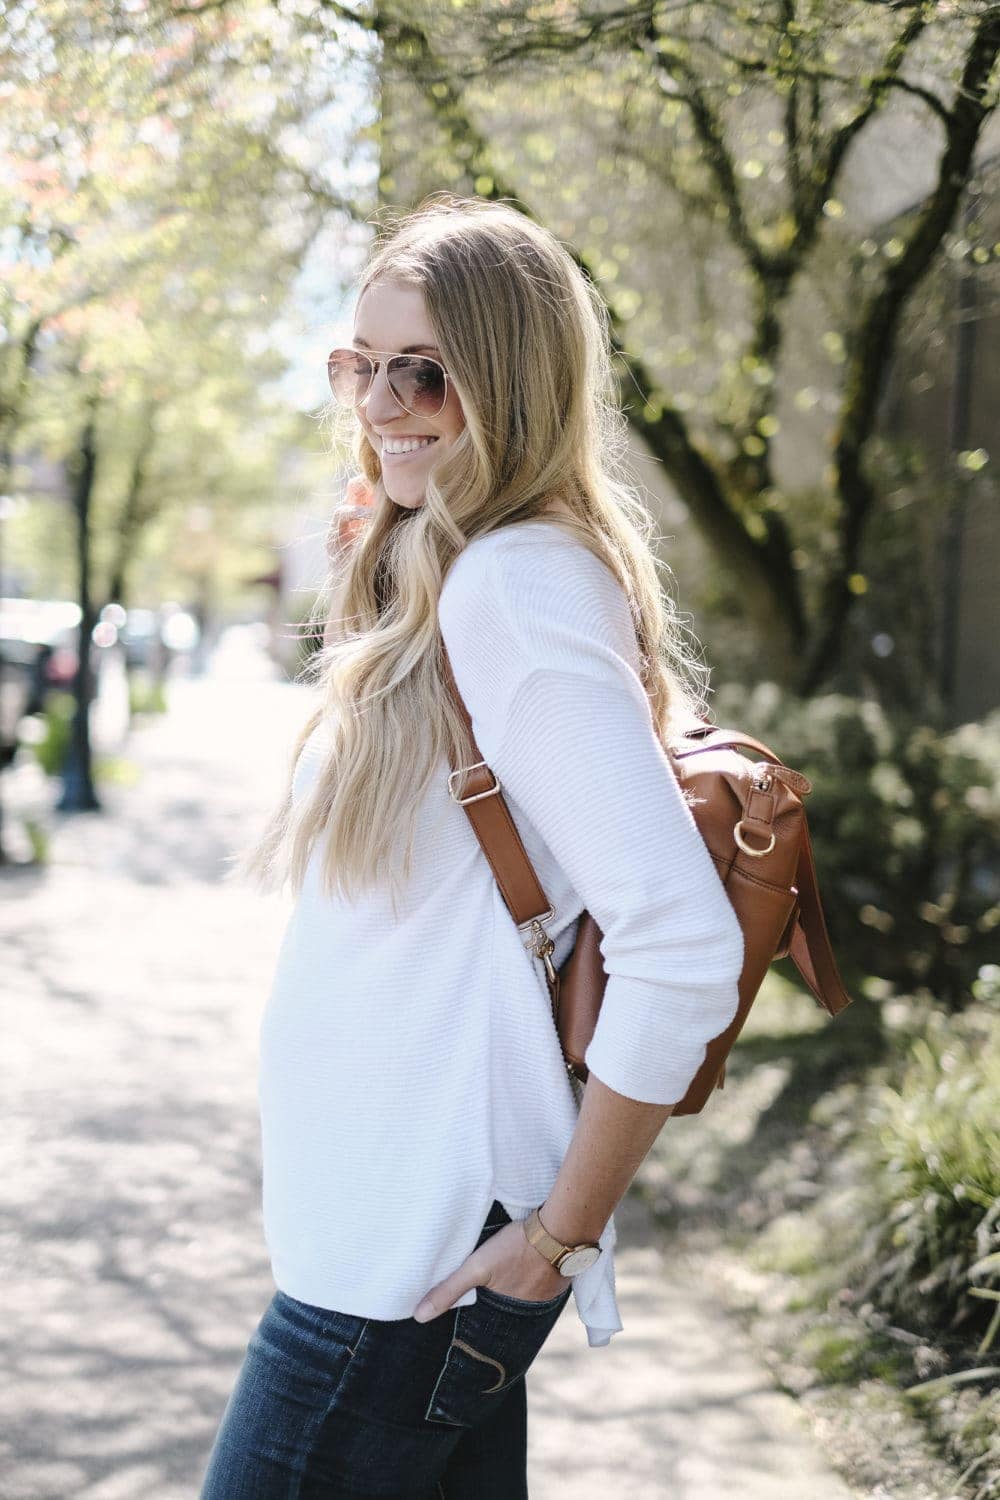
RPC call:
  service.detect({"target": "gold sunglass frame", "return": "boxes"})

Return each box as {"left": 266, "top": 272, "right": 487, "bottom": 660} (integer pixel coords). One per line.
{"left": 326, "top": 347, "right": 451, "bottom": 419}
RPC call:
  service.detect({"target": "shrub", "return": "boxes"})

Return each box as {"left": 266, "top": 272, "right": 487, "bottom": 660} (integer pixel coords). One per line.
{"left": 855, "top": 1005, "right": 1000, "bottom": 1345}
{"left": 128, "top": 674, "right": 168, "bottom": 716}
{"left": 30, "top": 690, "right": 75, "bottom": 777}
{"left": 711, "top": 685, "right": 1000, "bottom": 1004}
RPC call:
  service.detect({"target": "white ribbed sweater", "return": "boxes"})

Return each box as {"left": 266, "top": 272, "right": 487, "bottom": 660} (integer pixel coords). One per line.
{"left": 257, "top": 521, "right": 744, "bottom": 1347}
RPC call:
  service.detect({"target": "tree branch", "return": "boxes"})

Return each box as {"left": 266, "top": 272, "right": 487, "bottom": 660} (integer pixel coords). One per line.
{"left": 793, "top": 6, "right": 930, "bottom": 257}
{"left": 107, "top": 404, "right": 159, "bottom": 606}
{"left": 0, "top": 317, "right": 42, "bottom": 490}
{"left": 781, "top": 0, "right": 805, "bottom": 219}
{"left": 800, "top": 8, "right": 1000, "bottom": 692}
{"left": 640, "top": 24, "right": 767, "bottom": 277}
{"left": 613, "top": 339, "right": 805, "bottom": 655}
{"left": 688, "top": 37, "right": 951, "bottom": 128}
{"left": 367, "top": 3, "right": 806, "bottom": 664}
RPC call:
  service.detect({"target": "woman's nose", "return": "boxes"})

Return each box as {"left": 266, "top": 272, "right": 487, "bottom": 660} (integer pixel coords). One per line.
{"left": 362, "top": 362, "right": 404, "bottom": 424}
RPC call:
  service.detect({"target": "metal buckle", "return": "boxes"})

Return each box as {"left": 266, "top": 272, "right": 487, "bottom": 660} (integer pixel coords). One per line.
{"left": 448, "top": 760, "right": 502, "bottom": 805}
{"left": 517, "top": 907, "right": 555, "bottom": 935}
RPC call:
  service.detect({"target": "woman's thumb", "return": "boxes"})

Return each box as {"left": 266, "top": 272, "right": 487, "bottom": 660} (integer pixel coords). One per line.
{"left": 413, "top": 1271, "right": 470, "bottom": 1323}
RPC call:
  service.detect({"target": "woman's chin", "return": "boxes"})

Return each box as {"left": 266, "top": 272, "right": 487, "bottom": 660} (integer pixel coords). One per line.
{"left": 384, "top": 482, "right": 426, "bottom": 511}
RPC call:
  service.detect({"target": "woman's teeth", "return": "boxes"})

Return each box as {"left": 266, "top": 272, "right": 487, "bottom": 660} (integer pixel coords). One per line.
{"left": 382, "top": 437, "right": 438, "bottom": 457}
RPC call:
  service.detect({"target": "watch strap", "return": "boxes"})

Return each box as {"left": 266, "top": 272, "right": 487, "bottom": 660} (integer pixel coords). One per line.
{"left": 522, "top": 1206, "right": 600, "bottom": 1268}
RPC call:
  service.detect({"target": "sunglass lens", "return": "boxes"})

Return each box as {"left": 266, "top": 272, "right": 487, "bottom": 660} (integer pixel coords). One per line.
{"left": 387, "top": 356, "right": 447, "bottom": 416}
{"left": 327, "top": 350, "right": 373, "bottom": 406}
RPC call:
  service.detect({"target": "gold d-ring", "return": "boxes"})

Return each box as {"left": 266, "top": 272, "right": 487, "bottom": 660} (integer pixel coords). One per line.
{"left": 733, "top": 820, "right": 776, "bottom": 857}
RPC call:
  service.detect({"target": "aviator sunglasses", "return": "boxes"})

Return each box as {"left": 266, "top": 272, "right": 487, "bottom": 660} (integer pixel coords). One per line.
{"left": 326, "top": 347, "right": 450, "bottom": 419}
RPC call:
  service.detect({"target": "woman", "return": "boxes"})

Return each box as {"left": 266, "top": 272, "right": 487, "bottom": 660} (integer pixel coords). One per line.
{"left": 199, "top": 194, "right": 744, "bottom": 1499}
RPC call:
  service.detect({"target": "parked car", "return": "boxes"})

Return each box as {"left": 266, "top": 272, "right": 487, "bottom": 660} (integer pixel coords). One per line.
{"left": 118, "top": 607, "right": 161, "bottom": 671}
{"left": 0, "top": 598, "right": 128, "bottom": 763}
{"left": 0, "top": 600, "right": 80, "bottom": 764}
{"left": 0, "top": 630, "right": 40, "bottom": 765}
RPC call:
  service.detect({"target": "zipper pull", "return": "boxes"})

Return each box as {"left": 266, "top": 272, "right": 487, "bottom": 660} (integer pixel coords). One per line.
{"left": 526, "top": 918, "right": 557, "bottom": 986}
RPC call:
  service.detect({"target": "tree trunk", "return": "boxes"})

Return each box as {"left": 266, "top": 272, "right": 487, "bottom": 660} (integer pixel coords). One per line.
{"left": 106, "top": 408, "right": 157, "bottom": 608}
{"left": 58, "top": 401, "right": 102, "bottom": 813}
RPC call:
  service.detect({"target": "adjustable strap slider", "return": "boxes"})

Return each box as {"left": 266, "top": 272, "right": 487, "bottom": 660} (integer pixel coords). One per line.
{"left": 448, "top": 760, "right": 502, "bottom": 805}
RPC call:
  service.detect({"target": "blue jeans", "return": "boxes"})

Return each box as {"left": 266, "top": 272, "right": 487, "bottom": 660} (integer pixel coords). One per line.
{"left": 198, "top": 1201, "right": 573, "bottom": 1498}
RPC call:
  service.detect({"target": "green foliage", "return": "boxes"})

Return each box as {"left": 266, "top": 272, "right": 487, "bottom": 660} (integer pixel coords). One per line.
{"left": 380, "top": 0, "right": 1000, "bottom": 690}
{"left": 856, "top": 1010, "right": 1000, "bottom": 1345}
{"left": 712, "top": 683, "right": 1000, "bottom": 1004}
{"left": 973, "top": 966, "right": 1000, "bottom": 1007}
{"left": 128, "top": 675, "right": 168, "bottom": 716}
{"left": 1, "top": 0, "right": 353, "bottom": 618}
{"left": 22, "top": 817, "right": 50, "bottom": 865}
{"left": 92, "top": 757, "right": 141, "bottom": 787}
{"left": 30, "top": 691, "right": 75, "bottom": 777}
{"left": 800, "top": 1321, "right": 908, "bottom": 1385}
{"left": 647, "top": 967, "right": 999, "bottom": 1491}
{"left": 845, "top": 1008, "right": 1000, "bottom": 1497}
{"left": 652, "top": 967, "right": 999, "bottom": 1493}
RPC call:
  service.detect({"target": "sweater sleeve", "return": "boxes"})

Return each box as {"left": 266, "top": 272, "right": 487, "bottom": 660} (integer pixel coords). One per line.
{"left": 438, "top": 527, "right": 744, "bottom": 1106}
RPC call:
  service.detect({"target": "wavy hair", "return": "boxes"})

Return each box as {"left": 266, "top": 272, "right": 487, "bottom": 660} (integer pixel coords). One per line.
{"left": 234, "top": 194, "right": 712, "bottom": 910}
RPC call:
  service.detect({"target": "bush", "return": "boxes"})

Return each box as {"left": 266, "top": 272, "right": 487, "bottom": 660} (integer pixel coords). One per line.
{"left": 128, "top": 673, "right": 168, "bottom": 716}
{"left": 855, "top": 1004, "right": 1000, "bottom": 1345}
{"left": 711, "top": 684, "right": 1000, "bottom": 1004}
{"left": 30, "top": 690, "right": 75, "bottom": 776}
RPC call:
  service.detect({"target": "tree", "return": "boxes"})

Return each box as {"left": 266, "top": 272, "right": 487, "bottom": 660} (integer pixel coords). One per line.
{"left": 0, "top": 0, "right": 366, "bottom": 821}
{"left": 20, "top": 0, "right": 998, "bottom": 698}
{"left": 326, "top": 0, "right": 1000, "bottom": 696}
{"left": 1, "top": 0, "right": 366, "bottom": 523}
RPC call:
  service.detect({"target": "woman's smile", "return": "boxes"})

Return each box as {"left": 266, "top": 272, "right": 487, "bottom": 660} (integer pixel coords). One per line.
{"left": 378, "top": 435, "right": 440, "bottom": 464}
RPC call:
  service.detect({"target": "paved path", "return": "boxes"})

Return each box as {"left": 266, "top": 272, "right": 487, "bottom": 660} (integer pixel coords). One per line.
{"left": 1, "top": 636, "right": 857, "bottom": 1499}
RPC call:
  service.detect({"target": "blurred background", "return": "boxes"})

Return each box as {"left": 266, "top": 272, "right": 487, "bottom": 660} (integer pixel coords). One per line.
{"left": 1, "top": 3, "right": 998, "bottom": 1497}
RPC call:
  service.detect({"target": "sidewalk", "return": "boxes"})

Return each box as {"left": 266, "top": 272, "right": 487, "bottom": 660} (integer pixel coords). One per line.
{"left": 1, "top": 638, "right": 857, "bottom": 1499}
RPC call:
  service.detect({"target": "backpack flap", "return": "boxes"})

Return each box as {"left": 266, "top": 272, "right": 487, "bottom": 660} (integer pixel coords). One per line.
{"left": 664, "top": 732, "right": 852, "bottom": 1112}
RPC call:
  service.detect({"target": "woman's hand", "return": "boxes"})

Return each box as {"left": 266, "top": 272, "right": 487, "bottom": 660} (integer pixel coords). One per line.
{"left": 325, "top": 476, "right": 376, "bottom": 564}
{"left": 412, "top": 1220, "right": 567, "bottom": 1323}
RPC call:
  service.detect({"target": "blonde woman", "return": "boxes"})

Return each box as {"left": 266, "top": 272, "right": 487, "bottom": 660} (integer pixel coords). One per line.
{"left": 199, "top": 194, "right": 744, "bottom": 1499}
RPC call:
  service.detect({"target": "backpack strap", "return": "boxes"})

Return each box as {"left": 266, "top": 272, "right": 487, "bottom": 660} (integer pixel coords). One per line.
{"left": 671, "top": 724, "right": 788, "bottom": 762}
{"left": 442, "top": 653, "right": 557, "bottom": 958}
{"left": 787, "top": 820, "right": 853, "bottom": 1015}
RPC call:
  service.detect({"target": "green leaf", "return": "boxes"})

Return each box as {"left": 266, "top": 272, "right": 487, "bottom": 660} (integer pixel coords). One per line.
{"left": 904, "top": 1367, "right": 1000, "bottom": 1400}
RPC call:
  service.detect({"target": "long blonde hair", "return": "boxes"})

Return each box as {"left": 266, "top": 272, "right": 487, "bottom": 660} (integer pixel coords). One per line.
{"left": 235, "top": 194, "right": 711, "bottom": 909}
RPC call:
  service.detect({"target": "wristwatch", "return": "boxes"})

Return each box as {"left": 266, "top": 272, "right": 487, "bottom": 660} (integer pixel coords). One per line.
{"left": 522, "top": 1206, "right": 602, "bottom": 1277}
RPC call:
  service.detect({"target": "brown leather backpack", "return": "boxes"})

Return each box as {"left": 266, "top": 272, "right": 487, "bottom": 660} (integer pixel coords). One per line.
{"left": 443, "top": 652, "right": 853, "bottom": 1116}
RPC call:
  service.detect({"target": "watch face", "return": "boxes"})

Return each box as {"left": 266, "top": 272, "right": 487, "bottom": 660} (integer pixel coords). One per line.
{"left": 559, "top": 1246, "right": 601, "bottom": 1276}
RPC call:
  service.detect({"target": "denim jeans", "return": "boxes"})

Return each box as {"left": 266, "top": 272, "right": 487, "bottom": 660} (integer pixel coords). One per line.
{"left": 198, "top": 1200, "right": 573, "bottom": 1499}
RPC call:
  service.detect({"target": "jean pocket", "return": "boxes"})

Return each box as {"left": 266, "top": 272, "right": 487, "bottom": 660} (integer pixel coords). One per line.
{"left": 478, "top": 1201, "right": 512, "bottom": 1236}
{"left": 476, "top": 1283, "right": 570, "bottom": 1313}
{"left": 423, "top": 1282, "right": 571, "bottom": 1429}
